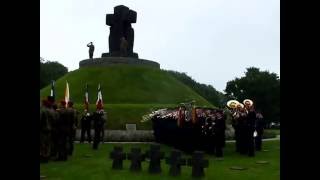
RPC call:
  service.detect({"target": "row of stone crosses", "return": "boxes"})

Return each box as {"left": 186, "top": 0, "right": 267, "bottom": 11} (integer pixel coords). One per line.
{"left": 110, "top": 144, "right": 209, "bottom": 178}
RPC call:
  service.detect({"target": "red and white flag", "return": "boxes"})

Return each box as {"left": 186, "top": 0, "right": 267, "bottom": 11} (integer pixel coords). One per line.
{"left": 96, "top": 84, "right": 103, "bottom": 110}
{"left": 84, "top": 84, "right": 89, "bottom": 111}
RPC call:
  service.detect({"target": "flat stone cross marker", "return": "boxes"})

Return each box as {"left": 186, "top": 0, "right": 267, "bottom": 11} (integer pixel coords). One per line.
{"left": 187, "top": 151, "right": 209, "bottom": 178}
{"left": 109, "top": 146, "right": 126, "bottom": 170}
{"left": 230, "top": 166, "right": 248, "bottom": 170}
{"left": 127, "top": 148, "right": 145, "bottom": 171}
{"left": 256, "top": 160, "right": 269, "bottom": 164}
{"left": 145, "top": 145, "right": 165, "bottom": 174}
{"left": 165, "top": 149, "right": 186, "bottom": 176}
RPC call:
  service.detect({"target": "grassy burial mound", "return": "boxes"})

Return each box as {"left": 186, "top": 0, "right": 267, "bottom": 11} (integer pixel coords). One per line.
{"left": 40, "top": 65, "right": 214, "bottom": 129}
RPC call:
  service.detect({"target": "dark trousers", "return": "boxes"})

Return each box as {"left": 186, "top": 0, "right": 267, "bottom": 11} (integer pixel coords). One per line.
{"left": 66, "top": 130, "right": 75, "bottom": 156}
{"left": 57, "top": 133, "right": 67, "bottom": 161}
{"left": 50, "top": 131, "right": 58, "bottom": 158}
{"left": 80, "top": 126, "right": 91, "bottom": 143}
{"left": 247, "top": 131, "right": 255, "bottom": 157}
{"left": 40, "top": 133, "right": 50, "bottom": 162}
{"left": 215, "top": 134, "right": 224, "bottom": 157}
{"left": 93, "top": 128, "right": 102, "bottom": 150}
{"left": 255, "top": 130, "right": 263, "bottom": 151}
{"left": 89, "top": 51, "right": 93, "bottom": 59}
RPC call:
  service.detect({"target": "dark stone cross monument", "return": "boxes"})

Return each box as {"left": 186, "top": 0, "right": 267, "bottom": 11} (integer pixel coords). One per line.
{"left": 109, "top": 146, "right": 126, "bottom": 170}
{"left": 187, "top": 151, "right": 209, "bottom": 178}
{"left": 145, "top": 145, "right": 165, "bottom": 174}
{"left": 102, "top": 5, "right": 138, "bottom": 58}
{"left": 165, "top": 149, "right": 186, "bottom": 176}
{"left": 79, "top": 5, "right": 160, "bottom": 69}
{"left": 127, "top": 148, "right": 146, "bottom": 172}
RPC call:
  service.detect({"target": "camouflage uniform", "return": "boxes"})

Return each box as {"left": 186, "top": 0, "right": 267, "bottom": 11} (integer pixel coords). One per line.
{"left": 40, "top": 106, "right": 51, "bottom": 163}
{"left": 56, "top": 107, "right": 68, "bottom": 161}
{"left": 66, "top": 107, "right": 78, "bottom": 156}
{"left": 49, "top": 107, "right": 60, "bottom": 159}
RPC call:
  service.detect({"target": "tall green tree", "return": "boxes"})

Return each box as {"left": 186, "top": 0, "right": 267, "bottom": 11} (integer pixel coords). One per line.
{"left": 40, "top": 57, "right": 68, "bottom": 89}
{"left": 225, "top": 67, "right": 280, "bottom": 123}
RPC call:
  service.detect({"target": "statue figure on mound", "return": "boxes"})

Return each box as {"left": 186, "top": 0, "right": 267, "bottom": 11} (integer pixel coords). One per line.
{"left": 120, "top": 37, "right": 128, "bottom": 57}
{"left": 102, "top": 5, "right": 139, "bottom": 58}
{"left": 87, "top": 42, "right": 95, "bottom": 59}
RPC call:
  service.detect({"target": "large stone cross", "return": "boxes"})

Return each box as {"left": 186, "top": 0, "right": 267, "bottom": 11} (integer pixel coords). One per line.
{"left": 103, "top": 5, "right": 138, "bottom": 58}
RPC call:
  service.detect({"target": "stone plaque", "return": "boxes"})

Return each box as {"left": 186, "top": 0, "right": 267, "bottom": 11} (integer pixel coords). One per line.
{"left": 126, "top": 124, "right": 137, "bottom": 131}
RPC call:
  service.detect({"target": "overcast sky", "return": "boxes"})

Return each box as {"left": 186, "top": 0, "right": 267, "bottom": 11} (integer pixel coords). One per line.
{"left": 40, "top": 0, "right": 279, "bottom": 92}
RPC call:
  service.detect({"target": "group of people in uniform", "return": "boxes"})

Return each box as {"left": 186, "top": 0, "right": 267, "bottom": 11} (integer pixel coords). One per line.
{"left": 150, "top": 99, "right": 265, "bottom": 157}
{"left": 150, "top": 102, "right": 226, "bottom": 156}
{"left": 40, "top": 96, "right": 106, "bottom": 163}
{"left": 227, "top": 99, "right": 265, "bottom": 157}
{"left": 197, "top": 108, "right": 226, "bottom": 157}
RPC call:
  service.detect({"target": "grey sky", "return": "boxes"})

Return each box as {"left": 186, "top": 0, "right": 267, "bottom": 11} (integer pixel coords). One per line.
{"left": 40, "top": 0, "right": 279, "bottom": 92}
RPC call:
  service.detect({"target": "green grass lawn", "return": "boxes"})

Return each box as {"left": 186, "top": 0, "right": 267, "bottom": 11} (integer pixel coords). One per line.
{"left": 40, "top": 140, "right": 280, "bottom": 180}
{"left": 264, "top": 129, "right": 280, "bottom": 135}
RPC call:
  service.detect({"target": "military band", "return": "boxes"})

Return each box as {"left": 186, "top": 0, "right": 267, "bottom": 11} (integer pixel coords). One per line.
{"left": 227, "top": 99, "right": 265, "bottom": 157}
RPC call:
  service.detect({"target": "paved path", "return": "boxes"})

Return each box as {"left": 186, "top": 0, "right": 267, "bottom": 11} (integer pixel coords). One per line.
{"left": 74, "top": 135, "right": 280, "bottom": 144}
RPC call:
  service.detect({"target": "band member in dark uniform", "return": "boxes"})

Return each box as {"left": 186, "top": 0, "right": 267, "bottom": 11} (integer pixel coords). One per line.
{"left": 237, "top": 104, "right": 248, "bottom": 155}
{"left": 243, "top": 99, "right": 256, "bottom": 157}
{"left": 255, "top": 110, "right": 265, "bottom": 151}
{"left": 214, "top": 110, "right": 226, "bottom": 157}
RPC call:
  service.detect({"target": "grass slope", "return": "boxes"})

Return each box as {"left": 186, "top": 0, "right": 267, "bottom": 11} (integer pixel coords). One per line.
{"left": 40, "top": 140, "right": 280, "bottom": 180}
{"left": 40, "top": 65, "right": 214, "bottom": 129}
{"left": 40, "top": 65, "right": 212, "bottom": 105}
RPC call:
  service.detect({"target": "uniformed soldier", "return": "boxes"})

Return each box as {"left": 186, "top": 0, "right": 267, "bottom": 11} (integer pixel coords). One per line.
{"left": 40, "top": 100, "right": 51, "bottom": 163}
{"left": 66, "top": 101, "right": 78, "bottom": 156}
{"left": 49, "top": 104, "right": 59, "bottom": 159}
{"left": 80, "top": 109, "right": 92, "bottom": 143}
{"left": 87, "top": 42, "right": 95, "bottom": 59}
{"left": 92, "top": 110, "right": 105, "bottom": 150}
{"left": 56, "top": 101, "right": 68, "bottom": 161}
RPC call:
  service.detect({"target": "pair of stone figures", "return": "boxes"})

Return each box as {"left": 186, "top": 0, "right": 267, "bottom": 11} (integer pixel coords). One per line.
{"left": 87, "top": 37, "right": 128, "bottom": 59}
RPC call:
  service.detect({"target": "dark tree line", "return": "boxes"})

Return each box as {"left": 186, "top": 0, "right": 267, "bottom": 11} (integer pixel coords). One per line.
{"left": 40, "top": 57, "right": 68, "bottom": 89}
{"left": 165, "top": 70, "right": 226, "bottom": 107}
